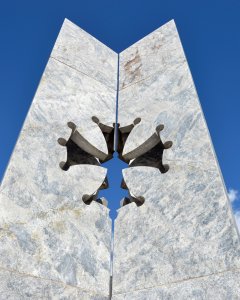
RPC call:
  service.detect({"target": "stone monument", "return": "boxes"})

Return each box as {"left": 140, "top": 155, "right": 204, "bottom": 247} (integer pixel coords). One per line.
{"left": 0, "top": 19, "right": 239, "bottom": 299}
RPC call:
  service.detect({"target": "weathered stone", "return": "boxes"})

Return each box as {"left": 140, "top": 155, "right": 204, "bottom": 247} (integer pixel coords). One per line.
{"left": 112, "top": 270, "right": 240, "bottom": 300}
{"left": 0, "top": 19, "right": 116, "bottom": 299}
{"left": 113, "top": 19, "right": 240, "bottom": 298}
{"left": 119, "top": 20, "right": 183, "bottom": 89}
{"left": 0, "top": 268, "right": 108, "bottom": 300}
{"left": 51, "top": 19, "right": 118, "bottom": 90}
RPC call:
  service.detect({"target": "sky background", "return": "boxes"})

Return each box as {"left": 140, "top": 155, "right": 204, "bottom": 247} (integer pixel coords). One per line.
{"left": 0, "top": 0, "right": 239, "bottom": 222}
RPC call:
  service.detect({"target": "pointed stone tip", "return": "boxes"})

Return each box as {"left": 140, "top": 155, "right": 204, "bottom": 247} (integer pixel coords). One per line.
{"left": 63, "top": 17, "right": 75, "bottom": 24}
{"left": 62, "top": 18, "right": 72, "bottom": 26}
{"left": 61, "top": 18, "right": 84, "bottom": 32}
{"left": 159, "top": 19, "right": 177, "bottom": 30}
{"left": 149, "top": 19, "right": 177, "bottom": 38}
{"left": 60, "top": 18, "right": 117, "bottom": 54}
{"left": 168, "top": 19, "right": 176, "bottom": 24}
{"left": 120, "top": 19, "right": 178, "bottom": 54}
{"left": 167, "top": 19, "right": 178, "bottom": 28}
{"left": 58, "top": 18, "right": 79, "bottom": 35}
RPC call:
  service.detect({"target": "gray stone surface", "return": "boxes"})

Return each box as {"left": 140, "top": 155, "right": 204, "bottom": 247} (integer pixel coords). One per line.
{"left": 113, "top": 166, "right": 240, "bottom": 294}
{"left": 0, "top": 19, "right": 116, "bottom": 298}
{"left": 118, "top": 20, "right": 212, "bottom": 163}
{"left": 119, "top": 20, "right": 183, "bottom": 90}
{"left": 112, "top": 270, "right": 240, "bottom": 300}
{"left": 0, "top": 58, "right": 115, "bottom": 214}
{"left": 113, "top": 19, "right": 240, "bottom": 298}
{"left": 0, "top": 268, "right": 108, "bottom": 299}
{"left": 51, "top": 19, "right": 118, "bottom": 90}
{"left": 119, "top": 67, "right": 214, "bottom": 164}
{"left": 0, "top": 200, "right": 111, "bottom": 293}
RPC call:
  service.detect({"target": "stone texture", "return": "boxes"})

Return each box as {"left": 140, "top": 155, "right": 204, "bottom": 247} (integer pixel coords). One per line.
{"left": 0, "top": 19, "right": 117, "bottom": 298}
{"left": 0, "top": 268, "right": 108, "bottom": 299}
{"left": 118, "top": 20, "right": 213, "bottom": 164}
{"left": 113, "top": 19, "right": 240, "bottom": 298}
{"left": 119, "top": 20, "right": 182, "bottom": 89}
{"left": 113, "top": 166, "right": 240, "bottom": 294}
{"left": 0, "top": 201, "right": 111, "bottom": 293}
{"left": 1, "top": 18, "right": 239, "bottom": 299}
{"left": 0, "top": 58, "right": 115, "bottom": 215}
{"left": 112, "top": 270, "right": 240, "bottom": 300}
{"left": 119, "top": 68, "right": 214, "bottom": 165}
{"left": 51, "top": 18, "right": 118, "bottom": 90}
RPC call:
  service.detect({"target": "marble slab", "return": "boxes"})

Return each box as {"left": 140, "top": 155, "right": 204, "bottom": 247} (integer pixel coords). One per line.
{"left": 112, "top": 164, "right": 240, "bottom": 294}
{"left": 29, "top": 57, "right": 116, "bottom": 137}
{"left": 119, "top": 20, "right": 183, "bottom": 89}
{"left": 0, "top": 268, "right": 109, "bottom": 299}
{"left": 0, "top": 25, "right": 115, "bottom": 298}
{"left": 51, "top": 19, "right": 118, "bottom": 90}
{"left": 112, "top": 269, "right": 240, "bottom": 300}
{"left": 0, "top": 58, "right": 118, "bottom": 213}
{"left": 0, "top": 201, "right": 111, "bottom": 294}
{"left": 113, "top": 19, "right": 240, "bottom": 298}
{"left": 119, "top": 54, "right": 214, "bottom": 166}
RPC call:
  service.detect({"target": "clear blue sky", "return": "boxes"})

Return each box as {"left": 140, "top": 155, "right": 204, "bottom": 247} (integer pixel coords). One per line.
{"left": 0, "top": 0, "right": 239, "bottom": 220}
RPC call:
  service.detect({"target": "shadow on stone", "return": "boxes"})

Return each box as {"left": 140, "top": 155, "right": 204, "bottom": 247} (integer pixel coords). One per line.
{"left": 120, "top": 178, "right": 145, "bottom": 207}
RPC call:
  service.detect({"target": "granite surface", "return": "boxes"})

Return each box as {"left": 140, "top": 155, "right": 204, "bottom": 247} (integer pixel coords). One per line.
{"left": 51, "top": 19, "right": 118, "bottom": 90}
{"left": 0, "top": 19, "right": 116, "bottom": 298}
{"left": 113, "top": 19, "right": 240, "bottom": 298}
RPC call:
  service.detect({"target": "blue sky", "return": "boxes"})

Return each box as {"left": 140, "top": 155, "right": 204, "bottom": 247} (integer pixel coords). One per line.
{"left": 0, "top": 0, "right": 239, "bottom": 221}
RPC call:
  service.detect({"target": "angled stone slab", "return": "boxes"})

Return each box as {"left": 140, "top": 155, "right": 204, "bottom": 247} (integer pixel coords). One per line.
{"left": 113, "top": 20, "right": 240, "bottom": 298}
{"left": 119, "top": 20, "right": 183, "bottom": 89}
{"left": 118, "top": 21, "right": 213, "bottom": 166}
{"left": 113, "top": 165, "right": 240, "bottom": 294}
{"left": 0, "top": 59, "right": 112, "bottom": 215}
{"left": 0, "top": 19, "right": 117, "bottom": 298}
{"left": 26, "top": 58, "right": 115, "bottom": 150}
{"left": 51, "top": 18, "right": 118, "bottom": 90}
{"left": 119, "top": 69, "right": 214, "bottom": 165}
